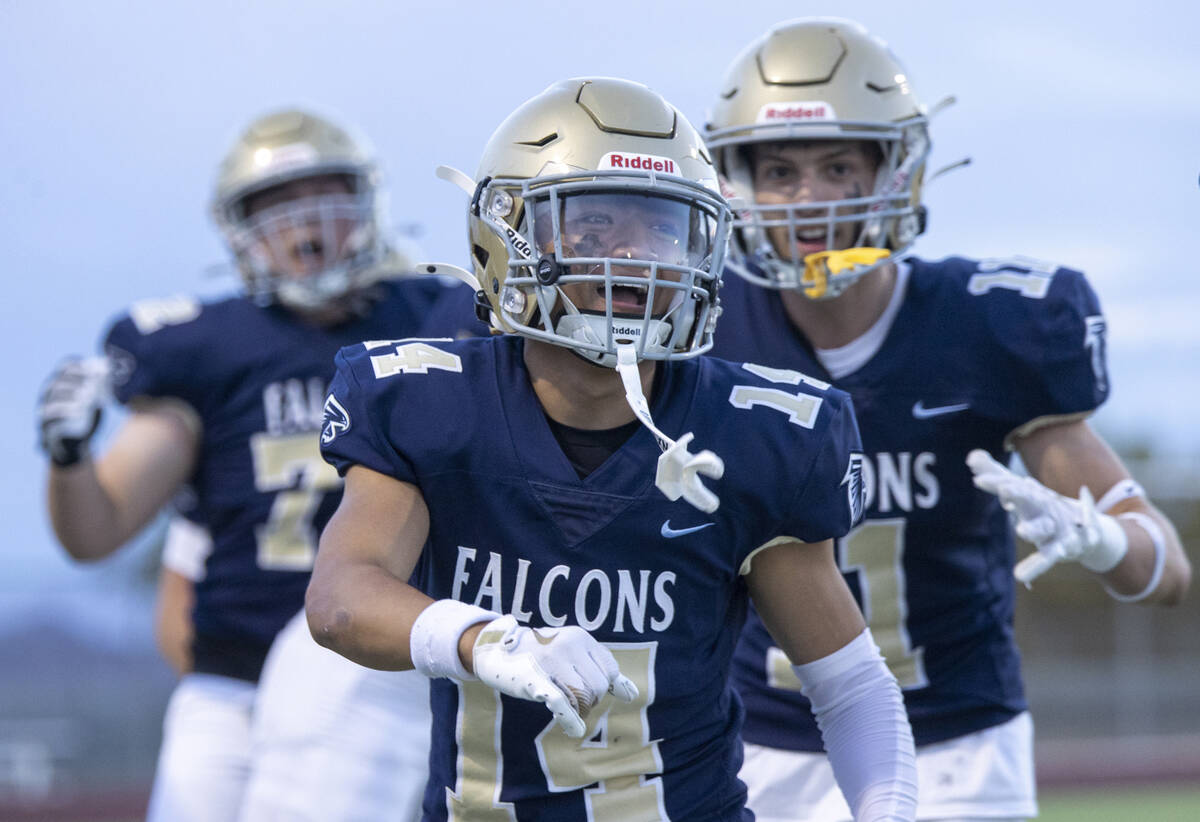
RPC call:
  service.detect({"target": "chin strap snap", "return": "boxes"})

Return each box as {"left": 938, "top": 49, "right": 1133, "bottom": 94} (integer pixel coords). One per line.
{"left": 613, "top": 343, "right": 724, "bottom": 512}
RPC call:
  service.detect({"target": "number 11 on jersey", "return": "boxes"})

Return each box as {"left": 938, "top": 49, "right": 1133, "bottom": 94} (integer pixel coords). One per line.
{"left": 768, "top": 519, "right": 928, "bottom": 691}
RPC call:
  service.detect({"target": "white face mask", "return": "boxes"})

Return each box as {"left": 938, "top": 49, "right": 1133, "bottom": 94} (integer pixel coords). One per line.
{"left": 232, "top": 191, "right": 382, "bottom": 310}
{"left": 477, "top": 180, "right": 728, "bottom": 365}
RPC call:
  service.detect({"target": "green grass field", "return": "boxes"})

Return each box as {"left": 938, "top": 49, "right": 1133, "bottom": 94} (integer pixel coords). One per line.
{"left": 1038, "top": 785, "right": 1200, "bottom": 821}
{"left": 11, "top": 785, "right": 1200, "bottom": 821}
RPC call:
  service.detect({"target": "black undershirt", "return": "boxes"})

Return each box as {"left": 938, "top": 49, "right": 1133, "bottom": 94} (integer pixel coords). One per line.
{"left": 545, "top": 416, "right": 643, "bottom": 478}
{"left": 542, "top": 361, "right": 667, "bottom": 478}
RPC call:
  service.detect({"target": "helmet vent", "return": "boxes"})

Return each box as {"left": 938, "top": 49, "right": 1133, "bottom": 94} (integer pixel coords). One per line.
{"left": 576, "top": 79, "right": 676, "bottom": 137}
{"left": 516, "top": 132, "right": 559, "bottom": 148}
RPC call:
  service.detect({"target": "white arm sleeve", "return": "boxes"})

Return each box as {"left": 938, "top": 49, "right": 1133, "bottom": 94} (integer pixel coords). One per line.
{"left": 161, "top": 517, "right": 212, "bottom": 582}
{"left": 791, "top": 628, "right": 917, "bottom": 822}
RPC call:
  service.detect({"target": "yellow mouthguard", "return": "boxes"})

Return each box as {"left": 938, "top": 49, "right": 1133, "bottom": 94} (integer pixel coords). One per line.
{"left": 801, "top": 248, "right": 891, "bottom": 298}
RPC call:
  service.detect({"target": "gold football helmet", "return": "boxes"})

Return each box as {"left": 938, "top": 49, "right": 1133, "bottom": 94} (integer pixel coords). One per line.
{"left": 465, "top": 77, "right": 732, "bottom": 366}
{"left": 211, "top": 108, "right": 392, "bottom": 311}
{"left": 706, "top": 18, "right": 930, "bottom": 298}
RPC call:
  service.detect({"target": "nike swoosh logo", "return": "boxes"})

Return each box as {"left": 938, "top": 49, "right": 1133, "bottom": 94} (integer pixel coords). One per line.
{"left": 912, "top": 400, "right": 970, "bottom": 419}
{"left": 661, "top": 520, "right": 715, "bottom": 539}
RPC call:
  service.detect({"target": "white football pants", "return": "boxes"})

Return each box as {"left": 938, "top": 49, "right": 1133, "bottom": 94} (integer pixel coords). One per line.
{"left": 146, "top": 672, "right": 257, "bottom": 822}
{"left": 741, "top": 711, "right": 1036, "bottom": 821}
{"left": 238, "top": 609, "right": 433, "bottom": 822}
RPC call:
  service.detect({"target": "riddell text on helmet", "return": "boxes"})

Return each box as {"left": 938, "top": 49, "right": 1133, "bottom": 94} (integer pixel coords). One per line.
{"left": 599, "top": 152, "right": 678, "bottom": 175}
{"left": 756, "top": 101, "right": 836, "bottom": 122}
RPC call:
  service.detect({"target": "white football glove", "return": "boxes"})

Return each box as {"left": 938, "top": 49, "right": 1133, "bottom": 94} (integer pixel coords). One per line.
{"left": 37, "top": 356, "right": 112, "bottom": 467}
{"left": 473, "top": 615, "right": 639, "bottom": 738}
{"left": 966, "top": 449, "right": 1128, "bottom": 585}
{"left": 656, "top": 432, "right": 725, "bottom": 514}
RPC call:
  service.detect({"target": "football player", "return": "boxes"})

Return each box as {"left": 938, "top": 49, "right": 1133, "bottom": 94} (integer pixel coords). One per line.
{"left": 704, "top": 18, "right": 1191, "bottom": 822}
{"left": 307, "top": 77, "right": 917, "bottom": 821}
{"left": 37, "top": 108, "right": 479, "bottom": 822}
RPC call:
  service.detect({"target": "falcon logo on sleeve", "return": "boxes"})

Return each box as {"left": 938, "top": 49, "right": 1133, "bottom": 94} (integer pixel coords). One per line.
{"left": 843, "top": 452, "right": 866, "bottom": 527}
{"left": 103, "top": 344, "right": 136, "bottom": 387}
{"left": 321, "top": 394, "right": 351, "bottom": 445}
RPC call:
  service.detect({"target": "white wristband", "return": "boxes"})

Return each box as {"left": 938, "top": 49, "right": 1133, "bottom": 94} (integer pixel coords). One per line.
{"left": 410, "top": 599, "right": 499, "bottom": 681}
{"left": 161, "top": 517, "right": 212, "bottom": 582}
{"left": 1080, "top": 511, "right": 1129, "bottom": 573}
{"left": 1105, "top": 512, "right": 1167, "bottom": 603}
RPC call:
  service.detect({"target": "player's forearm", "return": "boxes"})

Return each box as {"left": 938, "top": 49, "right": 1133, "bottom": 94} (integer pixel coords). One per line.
{"left": 46, "top": 410, "right": 197, "bottom": 562}
{"left": 305, "top": 560, "right": 434, "bottom": 670}
{"left": 46, "top": 460, "right": 135, "bottom": 560}
{"left": 1099, "top": 504, "right": 1190, "bottom": 606}
{"left": 154, "top": 568, "right": 195, "bottom": 674}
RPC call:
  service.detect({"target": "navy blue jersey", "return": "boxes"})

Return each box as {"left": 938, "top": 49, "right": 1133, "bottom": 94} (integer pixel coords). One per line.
{"left": 711, "top": 255, "right": 1109, "bottom": 749}
{"left": 103, "top": 278, "right": 481, "bottom": 680}
{"left": 321, "top": 335, "right": 863, "bottom": 822}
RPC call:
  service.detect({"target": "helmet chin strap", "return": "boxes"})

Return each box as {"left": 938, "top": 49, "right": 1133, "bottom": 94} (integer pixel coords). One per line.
{"left": 613, "top": 343, "right": 724, "bottom": 513}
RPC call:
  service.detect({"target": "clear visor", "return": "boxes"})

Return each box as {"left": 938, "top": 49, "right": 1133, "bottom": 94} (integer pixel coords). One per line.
{"left": 534, "top": 191, "right": 714, "bottom": 270}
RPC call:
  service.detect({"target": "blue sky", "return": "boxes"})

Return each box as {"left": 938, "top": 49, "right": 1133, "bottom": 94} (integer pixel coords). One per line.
{"left": 2, "top": 0, "right": 1197, "bottom": 606}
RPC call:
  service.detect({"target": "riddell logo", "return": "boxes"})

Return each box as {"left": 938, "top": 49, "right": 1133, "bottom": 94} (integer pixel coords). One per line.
{"left": 504, "top": 225, "right": 532, "bottom": 259}
{"left": 611, "top": 325, "right": 642, "bottom": 338}
{"left": 756, "top": 101, "right": 836, "bottom": 123}
{"left": 599, "top": 152, "right": 677, "bottom": 175}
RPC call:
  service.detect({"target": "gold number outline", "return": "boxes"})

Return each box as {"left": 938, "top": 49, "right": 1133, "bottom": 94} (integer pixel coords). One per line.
{"left": 368, "top": 341, "right": 464, "bottom": 379}
{"left": 249, "top": 432, "right": 342, "bottom": 571}
{"left": 448, "top": 643, "right": 664, "bottom": 820}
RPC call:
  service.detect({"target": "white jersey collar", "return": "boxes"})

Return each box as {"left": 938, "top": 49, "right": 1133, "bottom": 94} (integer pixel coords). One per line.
{"left": 814, "top": 259, "right": 911, "bottom": 380}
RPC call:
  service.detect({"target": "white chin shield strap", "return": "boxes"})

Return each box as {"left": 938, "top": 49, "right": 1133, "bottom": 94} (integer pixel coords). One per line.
{"left": 554, "top": 312, "right": 674, "bottom": 368}
{"left": 613, "top": 343, "right": 724, "bottom": 513}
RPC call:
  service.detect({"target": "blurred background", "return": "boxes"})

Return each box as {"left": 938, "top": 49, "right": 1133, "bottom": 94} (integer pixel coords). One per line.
{"left": 2, "top": 0, "right": 1197, "bottom": 818}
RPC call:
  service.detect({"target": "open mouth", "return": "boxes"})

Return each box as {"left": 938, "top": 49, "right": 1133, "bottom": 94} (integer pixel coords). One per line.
{"left": 601, "top": 282, "right": 650, "bottom": 313}
{"left": 784, "top": 225, "right": 830, "bottom": 259}
{"left": 294, "top": 237, "right": 327, "bottom": 261}
{"left": 795, "top": 226, "right": 827, "bottom": 244}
